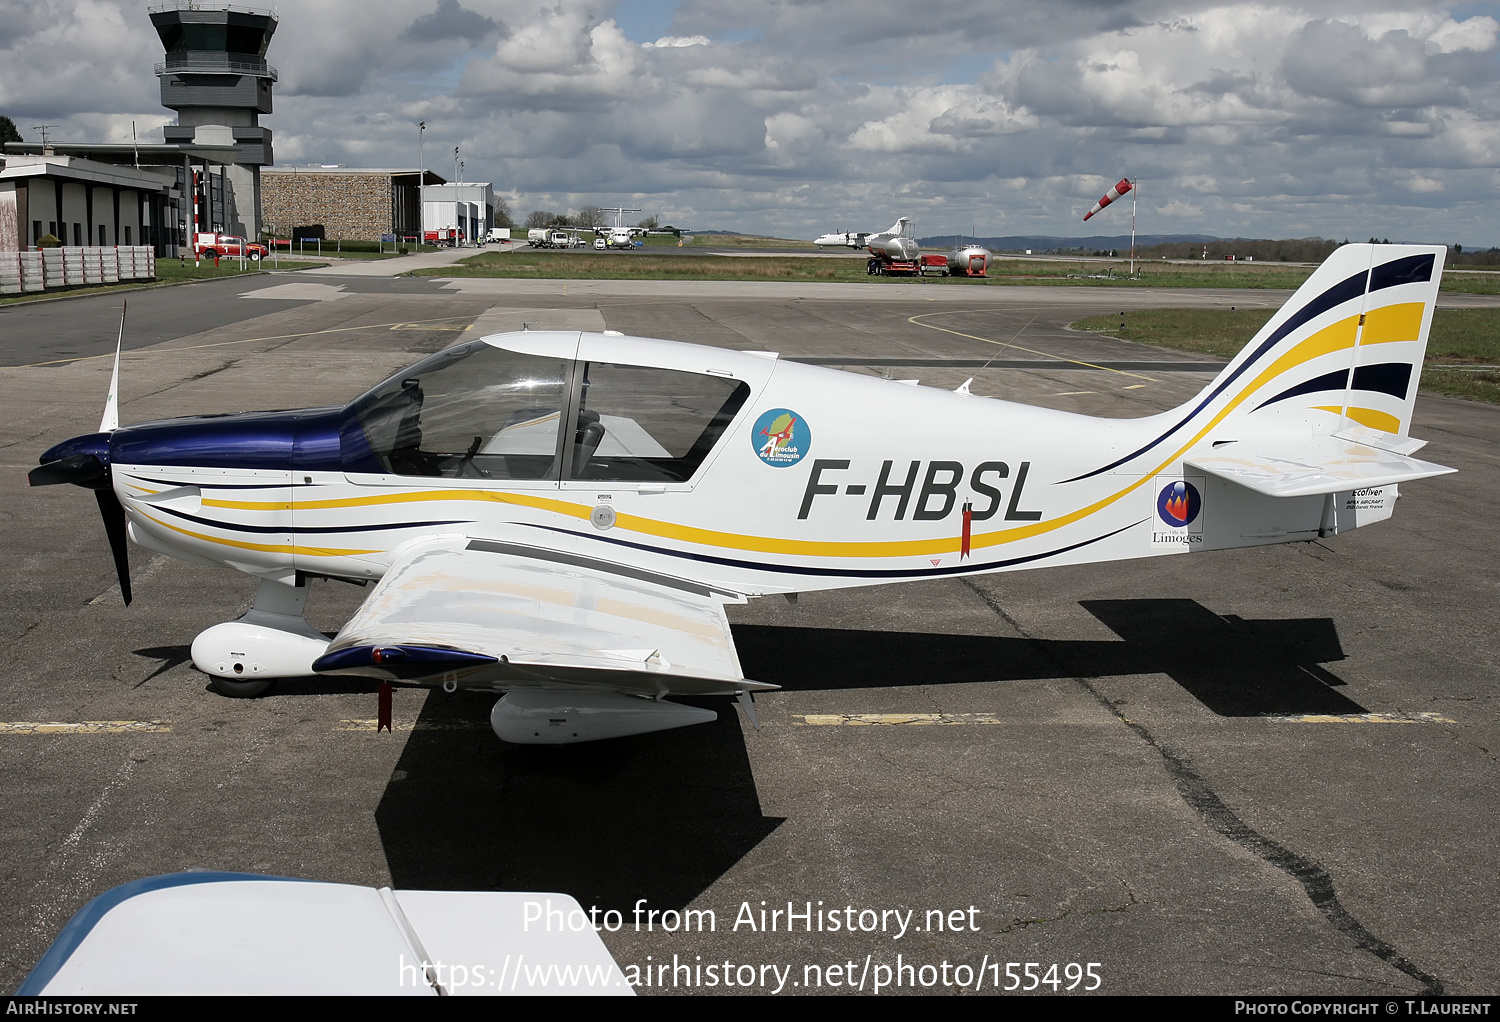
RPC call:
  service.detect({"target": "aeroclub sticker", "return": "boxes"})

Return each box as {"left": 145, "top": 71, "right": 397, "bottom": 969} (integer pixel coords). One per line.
{"left": 1151, "top": 476, "right": 1204, "bottom": 547}
{"left": 752, "top": 408, "right": 810, "bottom": 467}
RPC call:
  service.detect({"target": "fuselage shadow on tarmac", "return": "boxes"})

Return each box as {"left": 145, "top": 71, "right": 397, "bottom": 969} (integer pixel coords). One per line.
{"left": 734, "top": 598, "right": 1359, "bottom": 718}
{"left": 372, "top": 598, "right": 1357, "bottom": 911}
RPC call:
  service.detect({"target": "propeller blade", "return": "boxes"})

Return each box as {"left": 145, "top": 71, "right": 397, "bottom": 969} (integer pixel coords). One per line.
{"left": 29, "top": 454, "right": 106, "bottom": 488}
{"left": 94, "top": 488, "right": 132, "bottom": 606}
{"left": 99, "top": 300, "right": 125, "bottom": 434}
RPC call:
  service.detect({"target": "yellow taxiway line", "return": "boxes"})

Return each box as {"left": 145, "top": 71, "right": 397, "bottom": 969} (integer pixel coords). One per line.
{"left": 1265, "top": 712, "right": 1456, "bottom": 724}
{"left": 0, "top": 721, "right": 171, "bottom": 734}
{"left": 794, "top": 713, "right": 1008, "bottom": 726}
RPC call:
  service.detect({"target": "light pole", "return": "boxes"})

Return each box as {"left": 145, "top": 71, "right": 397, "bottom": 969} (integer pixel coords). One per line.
{"left": 417, "top": 120, "right": 426, "bottom": 246}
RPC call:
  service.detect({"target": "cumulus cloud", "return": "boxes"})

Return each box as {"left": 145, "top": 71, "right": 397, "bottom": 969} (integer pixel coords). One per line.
{"left": 3, "top": 0, "right": 1498, "bottom": 244}
{"left": 404, "top": 0, "right": 504, "bottom": 43}
{"left": 643, "top": 35, "right": 710, "bottom": 48}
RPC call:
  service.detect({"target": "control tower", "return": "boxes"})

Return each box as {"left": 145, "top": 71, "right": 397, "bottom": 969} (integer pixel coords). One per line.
{"left": 151, "top": 3, "right": 277, "bottom": 238}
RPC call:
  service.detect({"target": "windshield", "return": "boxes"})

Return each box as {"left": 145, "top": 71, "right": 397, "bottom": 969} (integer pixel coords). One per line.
{"left": 348, "top": 342, "right": 750, "bottom": 484}
{"left": 349, "top": 342, "right": 571, "bottom": 479}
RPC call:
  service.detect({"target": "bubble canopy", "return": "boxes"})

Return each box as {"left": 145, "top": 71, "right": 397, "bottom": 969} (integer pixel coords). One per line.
{"left": 348, "top": 333, "right": 755, "bottom": 484}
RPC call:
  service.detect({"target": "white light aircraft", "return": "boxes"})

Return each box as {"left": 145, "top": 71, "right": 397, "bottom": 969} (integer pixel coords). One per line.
{"left": 30, "top": 245, "right": 1454, "bottom": 744}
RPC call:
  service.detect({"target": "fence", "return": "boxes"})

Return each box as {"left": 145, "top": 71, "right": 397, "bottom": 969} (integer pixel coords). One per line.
{"left": 0, "top": 247, "right": 157, "bottom": 296}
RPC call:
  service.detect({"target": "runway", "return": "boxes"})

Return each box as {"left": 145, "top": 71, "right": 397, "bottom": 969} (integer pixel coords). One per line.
{"left": 0, "top": 270, "right": 1495, "bottom": 994}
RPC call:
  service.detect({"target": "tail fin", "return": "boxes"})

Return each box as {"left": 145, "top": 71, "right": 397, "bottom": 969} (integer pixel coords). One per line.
{"left": 1068, "top": 244, "right": 1446, "bottom": 484}
{"left": 1180, "top": 245, "right": 1454, "bottom": 502}
{"left": 1212, "top": 243, "right": 1445, "bottom": 439}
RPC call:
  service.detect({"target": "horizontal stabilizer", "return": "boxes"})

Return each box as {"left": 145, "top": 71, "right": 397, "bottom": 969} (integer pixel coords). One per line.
{"left": 1186, "top": 436, "right": 1455, "bottom": 498}
{"left": 1331, "top": 423, "right": 1428, "bottom": 456}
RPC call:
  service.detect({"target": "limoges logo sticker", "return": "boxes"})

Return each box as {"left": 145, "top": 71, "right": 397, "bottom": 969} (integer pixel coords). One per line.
{"left": 752, "top": 409, "right": 809, "bottom": 467}
{"left": 1151, "top": 476, "right": 1204, "bottom": 547}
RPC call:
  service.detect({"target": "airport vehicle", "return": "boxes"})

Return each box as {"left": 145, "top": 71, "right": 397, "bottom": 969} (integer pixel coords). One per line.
{"left": 813, "top": 230, "right": 871, "bottom": 249}
{"left": 865, "top": 218, "right": 920, "bottom": 263}
{"left": 19, "top": 872, "right": 626, "bottom": 995}
{"left": 947, "top": 244, "right": 991, "bottom": 278}
{"left": 192, "top": 232, "right": 267, "bottom": 261}
{"left": 29, "top": 246, "right": 1455, "bottom": 744}
{"left": 864, "top": 217, "right": 922, "bottom": 275}
{"left": 485, "top": 228, "right": 512, "bottom": 245}
{"left": 919, "top": 254, "right": 950, "bottom": 276}
{"left": 527, "top": 229, "right": 592, "bottom": 250}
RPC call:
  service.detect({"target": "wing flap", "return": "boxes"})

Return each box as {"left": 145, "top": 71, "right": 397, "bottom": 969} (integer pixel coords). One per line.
{"left": 1186, "top": 436, "right": 1454, "bottom": 498}
{"left": 317, "top": 539, "right": 766, "bottom": 695}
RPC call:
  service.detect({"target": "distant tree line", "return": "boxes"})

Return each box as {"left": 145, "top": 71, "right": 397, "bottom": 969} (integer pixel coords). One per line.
{"left": 1062, "top": 237, "right": 1343, "bottom": 263}
{"left": 1039, "top": 235, "right": 1500, "bottom": 265}
{"left": 1447, "top": 243, "right": 1500, "bottom": 267}
{"left": 523, "top": 208, "right": 662, "bottom": 231}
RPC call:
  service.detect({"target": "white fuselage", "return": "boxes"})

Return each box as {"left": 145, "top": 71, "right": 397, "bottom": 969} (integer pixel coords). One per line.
{"left": 113, "top": 329, "right": 1400, "bottom": 602}
{"left": 813, "top": 232, "right": 868, "bottom": 249}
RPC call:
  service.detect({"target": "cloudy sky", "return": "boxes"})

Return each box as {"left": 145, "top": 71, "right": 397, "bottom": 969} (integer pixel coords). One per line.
{"left": 4, "top": 0, "right": 1499, "bottom": 244}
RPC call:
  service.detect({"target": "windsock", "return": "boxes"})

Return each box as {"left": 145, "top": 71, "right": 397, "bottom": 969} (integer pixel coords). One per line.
{"left": 1083, "top": 178, "right": 1133, "bottom": 222}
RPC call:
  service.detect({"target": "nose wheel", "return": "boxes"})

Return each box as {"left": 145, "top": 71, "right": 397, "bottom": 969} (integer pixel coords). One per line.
{"left": 195, "top": 576, "right": 328, "bottom": 699}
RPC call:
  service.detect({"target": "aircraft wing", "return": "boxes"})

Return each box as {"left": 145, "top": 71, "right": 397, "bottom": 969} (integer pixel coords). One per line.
{"left": 1185, "top": 434, "right": 1454, "bottom": 498}
{"left": 314, "top": 538, "right": 773, "bottom": 697}
{"left": 19, "top": 872, "right": 628, "bottom": 996}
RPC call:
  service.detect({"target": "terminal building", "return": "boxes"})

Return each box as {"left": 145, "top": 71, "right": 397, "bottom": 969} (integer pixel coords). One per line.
{"left": 0, "top": 142, "right": 243, "bottom": 256}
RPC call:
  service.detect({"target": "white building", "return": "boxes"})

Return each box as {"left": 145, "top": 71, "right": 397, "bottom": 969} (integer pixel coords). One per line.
{"left": 422, "top": 182, "right": 495, "bottom": 243}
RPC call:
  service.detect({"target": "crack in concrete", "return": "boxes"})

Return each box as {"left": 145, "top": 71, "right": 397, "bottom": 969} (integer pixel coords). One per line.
{"left": 960, "top": 577, "right": 1444, "bottom": 994}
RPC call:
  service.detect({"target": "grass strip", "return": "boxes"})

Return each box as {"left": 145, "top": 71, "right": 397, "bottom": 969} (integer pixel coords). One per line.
{"left": 1072, "top": 307, "right": 1500, "bottom": 404}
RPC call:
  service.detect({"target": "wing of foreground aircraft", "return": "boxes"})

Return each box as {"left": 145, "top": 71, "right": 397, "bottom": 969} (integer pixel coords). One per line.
{"left": 312, "top": 536, "right": 775, "bottom": 741}
{"left": 28, "top": 244, "right": 1456, "bottom": 745}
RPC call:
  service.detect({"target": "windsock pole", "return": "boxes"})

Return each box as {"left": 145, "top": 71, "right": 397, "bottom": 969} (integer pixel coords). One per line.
{"left": 1131, "top": 179, "right": 1137, "bottom": 276}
